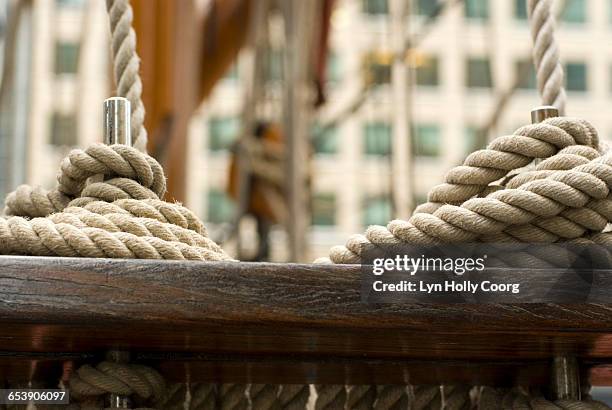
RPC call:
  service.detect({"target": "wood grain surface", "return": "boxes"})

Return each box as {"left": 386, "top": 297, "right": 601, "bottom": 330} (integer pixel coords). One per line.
{"left": 0, "top": 256, "right": 611, "bottom": 385}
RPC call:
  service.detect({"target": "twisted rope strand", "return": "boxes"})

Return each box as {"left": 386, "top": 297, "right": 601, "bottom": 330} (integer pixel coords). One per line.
{"left": 105, "top": 0, "right": 147, "bottom": 152}
{"left": 414, "top": 118, "right": 597, "bottom": 214}
{"left": 528, "top": 0, "right": 567, "bottom": 114}
{"left": 278, "top": 385, "right": 310, "bottom": 410}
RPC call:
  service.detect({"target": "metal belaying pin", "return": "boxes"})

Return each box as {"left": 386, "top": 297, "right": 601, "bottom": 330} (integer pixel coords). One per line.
{"left": 104, "top": 97, "right": 132, "bottom": 146}
{"left": 530, "top": 111, "right": 580, "bottom": 402}
{"left": 92, "top": 97, "right": 132, "bottom": 186}
{"left": 551, "top": 356, "right": 581, "bottom": 401}
{"left": 530, "top": 105, "right": 559, "bottom": 124}
{"left": 102, "top": 98, "right": 133, "bottom": 409}
{"left": 105, "top": 350, "right": 132, "bottom": 409}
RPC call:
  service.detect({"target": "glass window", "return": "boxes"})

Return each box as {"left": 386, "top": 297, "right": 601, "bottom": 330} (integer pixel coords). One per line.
{"left": 50, "top": 113, "right": 77, "bottom": 147}
{"left": 56, "top": 0, "right": 84, "bottom": 6}
{"left": 327, "top": 51, "right": 342, "bottom": 85}
{"left": 514, "top": 0, "right": 527, "bottom": 19}
{"left": 223, "top": 63, "right": 239, "bottom": 82}
{"left": 566, "top": 62, "right": 587, "bottom": 91}
{"left": 465, "top": 0, "right": 489, "bottom": 20}
{"left": 465, "top": 126, "right": 486, "bottom": 154}
{"left": 415, "top": 55, "right": 439, "bottom": 87}
{"left": 415, "top": 193, "right": 429, "bottom": 207}
{"left": 207, "top": 189, "right": 235, "bottom": 224}
{"left": 414, "top": 0, "right": 440, "bottom": 16}
{"left": 413, "top": 124, "right": 441, "bottom": 157}
{"left": 515, "top": 60, "right": 537, "bottom": 89}
{"left": 362, "top": 0, "right": 388, "bottom": 15}
{"left": 562, "top": 0, "right": 586, "bottom": 23}
{"left": 466, "top": 58, "right": 492, "bottom": 88}
{"left": 209, "top": 117, "right": 240, "bottom": 152}
{"left": 313, "top": 193, "right": 336, "bottom": 226}
{"left": 363, "top": 122, "right": 392, "bottom": 156}
{"left": 363, "top": 196, "right": 392, "bottom": 226}
{"left": 312, "top": 124, "right": 338, "bottom": 155}
{"left": 365, "top": 53, "right": 392, "bottom": 86}
{"left": 55, "top": 42, "right": 79, "bottom": 74}
{"left": 265, "top": 49, "right": 283, "bottom": 83}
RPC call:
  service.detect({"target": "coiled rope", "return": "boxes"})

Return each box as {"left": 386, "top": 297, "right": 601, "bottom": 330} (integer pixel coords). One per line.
{"left": 323, "top": 117, "right": 609, "bottom": 265}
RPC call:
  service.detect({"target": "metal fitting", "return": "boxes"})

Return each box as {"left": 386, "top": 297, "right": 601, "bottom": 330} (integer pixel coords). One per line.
{"left": 531, "top": 105, "right": 559, "bottom": 124}
{"left": 551, "top": 356, "right": 580, "bottom": 401}
{"left": 103, "top": 97, "right": 132, "bottom": 146}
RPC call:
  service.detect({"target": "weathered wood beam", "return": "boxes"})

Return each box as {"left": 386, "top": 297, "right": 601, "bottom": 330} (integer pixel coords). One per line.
{"left": 0, "top": 256, "right": 611, "bottom": 385}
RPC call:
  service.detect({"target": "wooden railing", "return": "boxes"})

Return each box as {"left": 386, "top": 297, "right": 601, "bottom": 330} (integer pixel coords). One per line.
{"left": 0, "top": 255, "right": 610, "bottom": 387}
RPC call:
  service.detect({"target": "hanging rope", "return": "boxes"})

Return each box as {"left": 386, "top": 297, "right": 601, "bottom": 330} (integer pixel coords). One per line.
{"left": 106, "top": 0, "right": 147, "bottom": 152}
{"left": 527, "top": 0, "right": 567, "bottom": 114}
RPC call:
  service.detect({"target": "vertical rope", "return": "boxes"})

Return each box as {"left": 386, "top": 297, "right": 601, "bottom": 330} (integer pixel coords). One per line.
{"left": 105, "top": 0, "right": 148, "bottom": 152}
{"left": 527, "top": 0, "right": 567, "bottom": 114}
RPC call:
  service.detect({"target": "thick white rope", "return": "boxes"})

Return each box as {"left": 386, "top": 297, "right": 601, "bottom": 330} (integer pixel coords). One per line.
{"left": 527, "top": 0, "right": 567, "bottom": 114}
{"left": 105, "top": 0, "right": 148, "bottom": 152}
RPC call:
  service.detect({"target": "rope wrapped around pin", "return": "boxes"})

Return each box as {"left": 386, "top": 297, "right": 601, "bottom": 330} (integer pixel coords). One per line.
{"left": 320, "top": 117, "right": 612, "bottom": 264}
{"left": 67, "top": 360, "right": 166, "bottom": 409}
{"left": 0, "top": 142, "right": 230, "bottom": 261}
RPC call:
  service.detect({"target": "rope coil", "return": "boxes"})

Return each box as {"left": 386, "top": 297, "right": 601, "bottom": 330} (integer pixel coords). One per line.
{"left": 1, "top": 144, "right": 230, "bottom": 261}
{"left": 322, "top": 118, "right": 611, "bottom": 265}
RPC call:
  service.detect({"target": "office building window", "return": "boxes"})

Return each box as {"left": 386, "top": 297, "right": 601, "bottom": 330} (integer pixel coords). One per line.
{"left": 56, "top": 0, "right": 84, "bottom": 6}
{"left": 312, "top": 124, "right": 338, "bottom": 155}
{"left": 365, "top": 52, "right": 392, "bottom": 86}
{"left": 209, "top": 117, "right": 239, "bottom": 152}
{"left": 364, "top": 122, "right": 392, "bottom": 156}
{"left": 363, "top": 196, "right": 392, "bottom": 226}
{"left": 413, "top": 124, "right": 441, "bottom": 157}
{"left": 515, "top": 60, "right": 537, "bottom": 89}
{"left": 562, "top": 0, "right": 586, "bottom": 23}
{"left": 514, "top": 0, "right": 527, "bottom": 19}
{"left": 223, "top": 63, "right": 239, "bottom": 82}
{"left": 565, "top": 62, "right": 587, "bottom": 91}
{"left": 415, "top": 55, "right": 439, "bottom": 87}
{"left": 50, "top": 113, "right": 77, "bottom": 147}
{"left": 207, "top": 189, "right": 235, "bottom": 224}
{"left": 466, "top": 58, "right": 492, "bottom": 88}
{"left": 362, "top": 0, "right": 388, "bottom": 15}
{"left": 265, "top": 49, "right": 283, "bottom": 83}
{"left": 55, "top": 42, "right": 79, "bottom": 74}
{"left": 414, "top": 0, "right": 440, "bottom": 16}
{"left": 465, "top": 126, "right": 486, "bottom": 154}
{"left": 327, "top": 51, "right": 342, "bottom": 85}
{"left": 313, "top": 193, "right": 336, "bottom": 226}
{"left": 465, "top": 0, "right": 489, "bottom": 20}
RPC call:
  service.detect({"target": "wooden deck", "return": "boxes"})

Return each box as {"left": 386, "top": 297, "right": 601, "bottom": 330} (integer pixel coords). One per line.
{"left": 0, "top": 255, "right": 611, "bottom": 386}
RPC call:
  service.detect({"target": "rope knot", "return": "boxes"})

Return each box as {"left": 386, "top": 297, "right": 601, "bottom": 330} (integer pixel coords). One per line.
{"left": 58, "top": 143, "right": 166, "bottom": 201}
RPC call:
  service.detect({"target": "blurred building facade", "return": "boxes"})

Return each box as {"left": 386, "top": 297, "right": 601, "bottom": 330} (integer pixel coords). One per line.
{"left": 1, "top": 0, "right": 611, "bottom": 261}
{"left": 0, "top": 0, "right": 108, "bottom": 199}
{"left": 190, "top": 0, "right": 610, "bottom": 261}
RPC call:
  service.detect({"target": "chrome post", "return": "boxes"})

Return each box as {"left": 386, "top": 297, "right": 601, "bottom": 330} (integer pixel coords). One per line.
{"left": 105, "top": 350, "right": 132, "bottom": 408}
{"left": 551, "top": 356, "right": 580, "bottom": 401}
{"left": 103, "top": 97, "right": 132, "bottom": 146}
{"left": 530, "top": 105, "right": 559, "bottom": 124}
